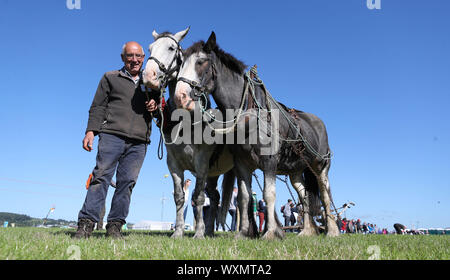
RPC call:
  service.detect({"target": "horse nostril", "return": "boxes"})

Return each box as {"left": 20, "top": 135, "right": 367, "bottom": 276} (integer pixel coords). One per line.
{"left": 150, "top": 69, "right": 157, "bottom": 79}
{"left": 144, "top": 68, "right": 156, "bottom": 80}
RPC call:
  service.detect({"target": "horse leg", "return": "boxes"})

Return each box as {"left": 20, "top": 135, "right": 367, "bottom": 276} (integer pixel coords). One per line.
{"left": 192, "top": 179, "right": 206, "bottom": 239}
{"left": 169, "top": 167, "right": 185, "bottom": 239}
{"left": 235, "top": 173, "right": 251, "bottom": 239}
{"left": 289, "top": 172, "right": 319, "bottom": 236}
{"left": 262, "top": 171, "right": 284, "bottom": 240}
{"left": 233, "top": 162, "right": 256, "bottom": 239}
{"left": 205, "top": 176, "right": 220, "bottom": 237}
{"left": 218, "top": 169, "right": 236, "bottom": 231}
{"left": 317, "top": 163, "right": 340, "bottom": 237}
{"left": 192, "top": 146, "right": 215, "bottom": 239}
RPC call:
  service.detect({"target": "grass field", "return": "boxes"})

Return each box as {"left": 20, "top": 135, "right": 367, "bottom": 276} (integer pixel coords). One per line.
{"left": 0, "top": 227, "right": 448, "bottom": 260}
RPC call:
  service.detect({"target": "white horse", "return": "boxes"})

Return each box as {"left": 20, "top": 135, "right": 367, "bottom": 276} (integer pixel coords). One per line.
{"left": 142, "top": 28, "right": 242, "bottom": 238}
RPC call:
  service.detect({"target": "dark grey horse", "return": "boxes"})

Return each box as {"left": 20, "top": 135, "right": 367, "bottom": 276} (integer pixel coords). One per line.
{"left": 174, "top": 32, "right": 339, "bottom": 239}
{"left": 142, "top": 29, "right": 254, "bottom": 238}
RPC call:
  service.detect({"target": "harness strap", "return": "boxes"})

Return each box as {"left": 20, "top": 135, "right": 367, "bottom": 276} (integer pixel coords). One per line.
{"left": 147, "top": 35, "right": 182, "bottom": 89}
{"left": 202, "top": 75, "right": 249, "bottom": 135}
{"left": 177, "top": 76, "right": 206, "bottom": 101}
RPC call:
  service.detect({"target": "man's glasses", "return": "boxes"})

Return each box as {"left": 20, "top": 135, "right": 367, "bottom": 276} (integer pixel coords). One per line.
{"left": 125, "top": 53, "right": 145, "bottom": 59}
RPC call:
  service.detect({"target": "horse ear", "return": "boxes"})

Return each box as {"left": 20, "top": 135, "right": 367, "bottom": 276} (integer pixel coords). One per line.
{"left": 204, "top": 31, "right": 216, "bottom": 53}
{"left": 174, "top": 26, "right": 190, "bottom": 42}
{"left": 152, "top": 30, "right": 159, "bottom": 40}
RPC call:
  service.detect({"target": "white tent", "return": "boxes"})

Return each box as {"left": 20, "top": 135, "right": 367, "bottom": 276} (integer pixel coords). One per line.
{"left": 132, "top": 220, "right": 172, "bottom": 230}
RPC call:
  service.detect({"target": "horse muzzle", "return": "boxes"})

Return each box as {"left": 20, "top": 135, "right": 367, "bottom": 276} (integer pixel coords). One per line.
{"left": 174, "top": 81, "right": 197, "bottom": 111}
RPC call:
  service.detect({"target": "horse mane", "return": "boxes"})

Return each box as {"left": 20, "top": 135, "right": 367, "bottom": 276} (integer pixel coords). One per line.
{"left": 155, "top": 31, "right": 174, "bottom": 39}
{"left": 184, "top": 41, "right": 247, "bottom": 75}
{"left": 276, "top": 101, "right": 304, "bottom": 114}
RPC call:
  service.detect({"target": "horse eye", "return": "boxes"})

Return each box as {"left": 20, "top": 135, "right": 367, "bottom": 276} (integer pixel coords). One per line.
{"left": 168, "top": 46, "right": 175, "bottom": 51}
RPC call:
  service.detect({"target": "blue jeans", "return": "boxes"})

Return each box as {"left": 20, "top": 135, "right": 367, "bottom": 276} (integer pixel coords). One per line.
{"left": 78, "top": 133, "right": 147, "bottom": 224}
{"left": 183, "top": 204, "right": 189, "bottom": 221}
{"left": 229, "top": 209, "right": 237, "bottom": 231}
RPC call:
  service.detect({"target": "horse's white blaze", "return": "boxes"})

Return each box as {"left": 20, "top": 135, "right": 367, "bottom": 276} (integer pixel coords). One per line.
{"left": 174, "top": 52, "right": 207, "bottom": 111}
{"left": 174, "top": 80, "right": 196, "bottom": 111}
{"left": 143, "top": 37, "right": 177, "bottom": 89}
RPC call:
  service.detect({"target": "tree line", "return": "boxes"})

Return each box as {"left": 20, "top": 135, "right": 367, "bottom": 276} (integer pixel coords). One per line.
{"left": 0, "top": 212, "right": 75, "bottom": 227}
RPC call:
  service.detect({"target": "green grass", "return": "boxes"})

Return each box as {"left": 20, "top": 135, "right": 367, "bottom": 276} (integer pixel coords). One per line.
{"left": 0, "top": 227, "right": 448, "bottom": 260}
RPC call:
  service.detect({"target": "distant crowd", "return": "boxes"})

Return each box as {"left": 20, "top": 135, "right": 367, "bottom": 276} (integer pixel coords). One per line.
{"left": 338, "top": 218, "right": 390, "bottom": 234}
{"left": 185, "top": 187, "right": 436, "bottom": 236}
{"left": 338, "top": 220, "right": 431, "bottom": 235}
{"left": 278, "top": 199, "right": 432, "bottom": 235}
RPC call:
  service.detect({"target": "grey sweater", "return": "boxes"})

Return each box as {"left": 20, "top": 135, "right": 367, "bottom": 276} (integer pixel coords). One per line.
{"left": 86, "top": 69, "right": 159, "bottom": 143}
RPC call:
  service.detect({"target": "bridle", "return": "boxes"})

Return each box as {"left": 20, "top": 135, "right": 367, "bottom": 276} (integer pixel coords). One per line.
{"left": 176, "top": 54, "right": 250, "bottom": 135}
{"left": 147, "top": 35, "right": 183, "bottom": 89}
{"left": 176, "top": 56, "right": 216, "bottom": 102}
{"left": 177, "top": 77, "right": 208, "bottom": 102}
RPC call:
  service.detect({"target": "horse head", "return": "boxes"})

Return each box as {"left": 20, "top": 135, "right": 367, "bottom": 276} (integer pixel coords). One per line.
{"left": 174, "top": 32, "right": 219, "bottom": 111}
{"left": 175, "top": 31, "right": 246, "bottom": 112}
{"left": 142, "top": 27, "right": 190, "bottom": 90}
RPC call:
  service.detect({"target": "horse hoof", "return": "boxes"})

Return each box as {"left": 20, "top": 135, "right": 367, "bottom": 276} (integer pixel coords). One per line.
{"left": 193, "top": 232, "right": 205, "bottom": 239}
{"left": 171, "top": 230, "right": 184, "bottom": 239}
{"left": 262, "top": 229, "right": 284, "bottom": 240}
{"left": 326, "top": 229, "right": 340, "bottom": 237}
{"left": 298, "top": 228, "right": 319, "bottom": 236}
{"left": 234, "top": 232, "right": 247, "bottom": 240}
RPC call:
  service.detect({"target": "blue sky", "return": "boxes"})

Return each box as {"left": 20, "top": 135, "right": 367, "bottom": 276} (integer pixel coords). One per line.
{"left": 0, "top": 0, "right": 449, "bottom": 230}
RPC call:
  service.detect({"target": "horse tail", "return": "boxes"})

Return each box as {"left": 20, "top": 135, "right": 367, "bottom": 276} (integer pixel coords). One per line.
{"left": 218, "top": 169, "right": 235, "bottom": 229}
{"left": 247, "top": 192, "right": 260, "bottom": 238}
{"left": 304, "top": 168, "right": 322, "bottom": 217}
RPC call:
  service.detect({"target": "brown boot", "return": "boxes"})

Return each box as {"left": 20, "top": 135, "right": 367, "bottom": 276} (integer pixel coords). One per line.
{"left": 74, "top": 218, "right": 95, "bottom": 239}
{"left": 106, "top": 221, "right": 123, "bottom": 239}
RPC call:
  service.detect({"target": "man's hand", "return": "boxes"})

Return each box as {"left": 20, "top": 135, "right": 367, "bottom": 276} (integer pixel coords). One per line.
{"left": 145, "top": 99, "right": 157, "bottom": 112}
{"left": 83, "top": 131, "right": 95, "bottom": 152}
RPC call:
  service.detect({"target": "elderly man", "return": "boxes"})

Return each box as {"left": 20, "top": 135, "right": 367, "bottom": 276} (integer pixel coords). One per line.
{"left": 75, "top": 41, "right": 159, "bottom": 239}
{"left": 282, "top": 199, "right": 294, "bottom": 231}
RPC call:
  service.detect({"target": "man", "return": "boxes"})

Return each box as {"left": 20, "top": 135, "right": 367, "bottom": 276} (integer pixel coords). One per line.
{"left": 282, "top": 199, "right": 294, "bottom": 231}
{"left": 341, "top": 218, "right": 348, "bottom": 234}
{"left": 393, "top": 223, "right": 406, "bottom": 235}
{"left": 257, "top": 198, "right": 266, "bottom": 232}
{"left": 228, "top": 187, "right": 238, "bottom": 231}
{"left": 182, "top": 179, "right": 191, "bottom": 221}
{"left": 355, "top": 219, "right": 362, "bottom": 234}
{"left": 252, "top": 192, "right": 258, "bottom": 226}
{"left": 75, "top": 41, "right": 159, "bottom": 239}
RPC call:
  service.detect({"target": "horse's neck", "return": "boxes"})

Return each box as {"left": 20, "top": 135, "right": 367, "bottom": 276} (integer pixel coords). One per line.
{"left": 212, "top": 63, "right": 245, "bottom": 111}
{"left": 252, "top": 84, "right": 270, "bottom": 109}
{"left": 213, "top": 63, "right": 298, "bottom": 138}
{"left": 213, "top": 64, "right": 271, "bottom": 113}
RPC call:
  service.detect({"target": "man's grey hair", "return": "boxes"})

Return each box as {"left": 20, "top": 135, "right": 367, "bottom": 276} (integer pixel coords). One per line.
{"left": 121, "top": 43, "right": 145, "bottom": 55}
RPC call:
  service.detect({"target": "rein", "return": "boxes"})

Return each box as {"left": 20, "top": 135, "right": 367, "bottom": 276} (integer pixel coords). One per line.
{"left": 144, "top": 35, "right": 185, "bottom": 159}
